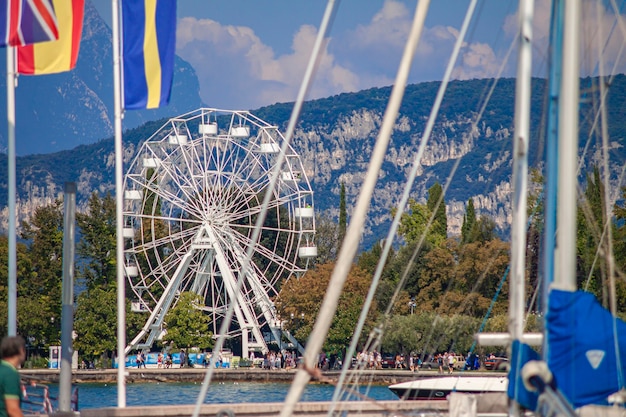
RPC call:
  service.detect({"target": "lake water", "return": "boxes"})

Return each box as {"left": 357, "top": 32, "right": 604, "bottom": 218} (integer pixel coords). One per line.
{"left": 43, "top": 382, "right": 399, "bottom": 409}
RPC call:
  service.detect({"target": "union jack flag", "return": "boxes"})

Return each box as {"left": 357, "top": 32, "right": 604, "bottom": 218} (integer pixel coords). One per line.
{"left": 0, "top": 0, "right": 58, "bottom": 47}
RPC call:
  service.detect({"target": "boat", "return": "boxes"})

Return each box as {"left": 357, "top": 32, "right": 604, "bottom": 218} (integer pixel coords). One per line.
{"left": 389, "top": 376, "right": 508, "bottom": 400}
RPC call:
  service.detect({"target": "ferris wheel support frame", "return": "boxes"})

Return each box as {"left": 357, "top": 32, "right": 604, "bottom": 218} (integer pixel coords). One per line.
{"left": 127, "top": 224, "right": 269, "bottom": 355}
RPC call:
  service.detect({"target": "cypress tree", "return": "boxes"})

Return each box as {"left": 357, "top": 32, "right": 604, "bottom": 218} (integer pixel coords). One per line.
{"left": 338, "top": 182, "right": 347, "bottom": 248}
{"left": 426, "top": 182, "right": 447, "bottom": 240}
{"left": 461, "top": 198, "right": 477, "bottom": 243}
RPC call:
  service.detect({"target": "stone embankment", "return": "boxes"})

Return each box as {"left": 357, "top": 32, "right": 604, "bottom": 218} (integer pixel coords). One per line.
{"left": 21, "top": 368, "right": 492, "bottom": 385}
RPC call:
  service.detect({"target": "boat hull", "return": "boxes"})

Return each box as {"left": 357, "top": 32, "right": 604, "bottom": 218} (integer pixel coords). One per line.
{"left": 389, "top": 376, "right": 508, "bottom": 400}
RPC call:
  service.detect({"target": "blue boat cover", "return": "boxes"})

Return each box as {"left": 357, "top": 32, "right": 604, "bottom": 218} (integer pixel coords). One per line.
{"left": 547, "top": 289, "right": 626, "bottom": 407}
{"left": 507, "top": 340, "right": 539, "bottom": 410}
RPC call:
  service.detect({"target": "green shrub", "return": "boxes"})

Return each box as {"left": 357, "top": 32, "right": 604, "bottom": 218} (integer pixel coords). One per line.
{"left": 24, "top": 355, "right": 48, "bottom": 369}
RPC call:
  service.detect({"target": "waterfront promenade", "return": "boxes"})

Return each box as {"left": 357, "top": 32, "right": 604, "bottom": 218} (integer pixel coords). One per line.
{"left": 21, "top": 367, "right": 493, "bottom": 384}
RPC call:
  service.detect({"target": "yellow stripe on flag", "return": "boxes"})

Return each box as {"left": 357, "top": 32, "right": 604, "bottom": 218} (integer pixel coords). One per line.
{"left": 143, "top": 0, "right": 161, "bottom": 109}
{"left": 31, "top": 0, "right": 73, "bottom": 73}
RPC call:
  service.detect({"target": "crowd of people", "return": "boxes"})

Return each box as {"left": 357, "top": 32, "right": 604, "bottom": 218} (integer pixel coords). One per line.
{"left": 356, "top": 351, "right": 423, "bottom": 371}
{"left": 256, "top": 350, "right": 297, "bottom": 370}
{"left": 125, "top": 347, "right": 496, "bottom": 372}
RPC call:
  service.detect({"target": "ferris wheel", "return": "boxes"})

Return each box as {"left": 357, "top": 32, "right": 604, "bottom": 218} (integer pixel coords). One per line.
{"left": 122, "top": 108, "right": 316, "bottom": 355}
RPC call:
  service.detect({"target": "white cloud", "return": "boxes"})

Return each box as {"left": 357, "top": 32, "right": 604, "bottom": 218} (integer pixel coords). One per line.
{"left": 337, "top": 0, "right": 505, "bottom": 86}
{"left": 175, "top": 17, "right": 358, "bottom": 109}
{"left": 175, "top": 0, "right": 522, "bottom": 109}
{"left": 453, "top": 42, "right": 501, "bottom": 80}
{"left": 502, "top": 0, "right": 626, "bottom": 78}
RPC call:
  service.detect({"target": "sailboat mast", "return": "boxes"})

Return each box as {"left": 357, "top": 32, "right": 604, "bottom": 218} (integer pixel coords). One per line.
{"left": 555, "top": 0, "right": 580, "bottom": 291}
{"left": 542, "top": 0, "right": 563, "bottom": 355}
{"left": 509, "top": 0, "right": 534, "bottom": 414}
{"left": 510, "top": 0, "right": 534, "bottom": 342}
{"left": 112, "top": 0, "right": 127, "bottom": 407}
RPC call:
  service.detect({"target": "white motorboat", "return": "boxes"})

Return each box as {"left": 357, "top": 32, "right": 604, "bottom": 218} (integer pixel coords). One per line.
{"left": 389, "top": 376, "right": 508, "bottom": 401}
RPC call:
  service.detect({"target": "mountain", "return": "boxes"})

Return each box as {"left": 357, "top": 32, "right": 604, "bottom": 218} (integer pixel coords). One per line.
{"left": 1, "top": 75, "right": 625, "bottom": 249}
{"left": 0, "top": 0, "right": 203, "bottom": 156}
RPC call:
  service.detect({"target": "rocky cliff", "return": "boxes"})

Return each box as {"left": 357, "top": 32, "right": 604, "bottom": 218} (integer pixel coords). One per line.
{"left": 3, "top": 75, "right": 626, "bottom": 249}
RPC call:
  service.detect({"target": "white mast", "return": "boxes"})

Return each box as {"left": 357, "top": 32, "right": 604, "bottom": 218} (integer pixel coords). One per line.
{"left": 509, "top": 0, "right": 533, "bottom": 414}
{"left": 555, "top": 0, "right": 580, "bottom": 291}
{"left": 112, "top": 0, "right": 127, "bottom": 407}
{"left": 6, "top": 47, "right": 17, "bottom": 337}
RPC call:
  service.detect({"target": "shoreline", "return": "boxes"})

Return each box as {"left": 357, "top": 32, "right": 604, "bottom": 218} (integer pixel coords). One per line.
{"left": 20, "top": 368, "right": 500, "bottom": 385}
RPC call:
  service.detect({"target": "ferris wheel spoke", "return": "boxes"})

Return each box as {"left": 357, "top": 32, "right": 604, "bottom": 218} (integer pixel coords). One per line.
{"left": 134, "top": 226, "right": 197, "bottom": 255}
{"left": 127, "top": 174, "right": 200, "bottom": 220}
{"left": 228, "top": 200, "right": 284, "bottom": 224}
{"left": 130, "top": 211, "right": 202, "bottom": 228}
{"left": 152, "top": 158, "right": 206, "bottom": 216}
{"left": 218, "top": 183, "right": 260, "bottom": 217}
{"left": 180, "top": 143, "right": 217, "bottom": 215}
{"left": 226, "top": 227, "right": 300, "bottom": 275}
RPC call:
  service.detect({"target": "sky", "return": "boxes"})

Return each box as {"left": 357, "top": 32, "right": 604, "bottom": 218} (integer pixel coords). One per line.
{"left": 91, "top": 0, "right": 626, "bottom": 111}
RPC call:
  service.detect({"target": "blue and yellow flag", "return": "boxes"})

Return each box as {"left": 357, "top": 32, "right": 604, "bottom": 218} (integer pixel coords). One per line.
{"left": 122, "top": 0, "right": 176, "bottom": 110}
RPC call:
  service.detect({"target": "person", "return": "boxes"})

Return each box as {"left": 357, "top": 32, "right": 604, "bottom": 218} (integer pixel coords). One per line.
{"left": 437, "top": 353, "right": 444, "bottom": 374}
{"left": 179, "top": 349, "right": 186, "bottom": 368}
{"left": 136, "top": 351, "right": 145, "bottom": 368}
{"left": 157, "top": 352, "right": 163, "bottom": 368}
{"left": 395, "top": 353, "right": 402, "bottom": 369}
{"left": 448, "top": 352, "right": 456, "bottom": 374}
{"left": 165, "top": 354, "right": 172, "bottom": 369}
{"left": 0, "top": 336, "right": 26, "bottom": 417}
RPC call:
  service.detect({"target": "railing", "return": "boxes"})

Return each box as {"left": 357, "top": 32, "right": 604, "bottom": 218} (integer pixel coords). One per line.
{"left": 21, "top": 376, "right": 78, "bottom": 414}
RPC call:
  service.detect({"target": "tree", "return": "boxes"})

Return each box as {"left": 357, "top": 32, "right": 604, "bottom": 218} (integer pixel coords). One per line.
{"left": 381, "top": 313, "right": 482, "bottom": 357}
{"left": 162, "top": 292, "right": 213, "bottom": 349}
{"left": 313, "top": 212, "right": 339, "bottom": 264}
{"left": 461, "top": 198, "right": 476, "bottom": 244}
{"left": 338, "top": 182, "right": 347, "bottom": 249}
{"left": 578, "top": 167, "right": 605, "bottom": 299}
{"left": 410, "top": 237, "right": 509, "bottom": 318}
{"left": 76, "top": 192, "right": 117, "bottom": 290}
{"left": 74, "top": 286, "right": 147, "bottom": 359}
{"left": 0, "top": 235, "right": 32, "bottom": 338}
{"left": 612, "top": 186, "right": 626, "bottom": 311}
{"left": 471, "top": 216, "right": 498, "bottom": 243}
{"left": 394, "top": 199, "right": 441, "bottom": 247}
{"left": 426, "top": 182, "right": 447, "bottom": 241}
{"left": 20, "top": 201, "right": 64, "bottom": 346}
{"left": 275, "top": 263, "right": 377, "bottom": 353}
{"left": 74, "top": 287, "right": 118, "bottom": 357}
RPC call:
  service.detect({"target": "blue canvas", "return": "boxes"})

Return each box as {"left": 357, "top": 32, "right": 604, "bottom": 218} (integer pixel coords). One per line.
{"left": 507, "top": 340, "right": 539, "bottom": 410}
{"left": 547, "top": 289, "right": 626, "bottom": 407}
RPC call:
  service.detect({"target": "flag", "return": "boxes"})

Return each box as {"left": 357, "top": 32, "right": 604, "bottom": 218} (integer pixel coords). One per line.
{"left": 17, "top": 0, "right": 83, "bottom": 75}
{"left": 122, "top": 0, "right": 176, "bottom": 110}
{"left": 0, "top": 0, "right": 58, "bottom": 47}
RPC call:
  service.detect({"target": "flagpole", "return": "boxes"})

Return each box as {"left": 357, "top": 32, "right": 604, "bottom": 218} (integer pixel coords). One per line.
{"left": 6, "top": 46, "right": 17, "bottom": 337}
{"left": 112, "top": 0, "right": 126, "bottom": 407}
